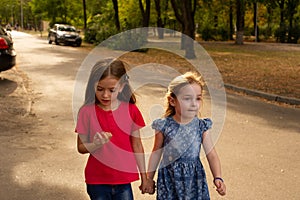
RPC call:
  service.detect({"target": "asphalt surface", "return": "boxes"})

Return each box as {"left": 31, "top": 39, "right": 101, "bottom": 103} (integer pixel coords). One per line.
{"left": 0, "top": 31, "right": 299, "bottom": 200}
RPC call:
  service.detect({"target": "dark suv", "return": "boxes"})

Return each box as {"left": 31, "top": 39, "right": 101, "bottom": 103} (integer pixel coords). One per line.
{"left": 0, "top": 26, "right": 16, "bottom": 72}
{"left": 48, "top": 24, "right": 82, "bottom": 47}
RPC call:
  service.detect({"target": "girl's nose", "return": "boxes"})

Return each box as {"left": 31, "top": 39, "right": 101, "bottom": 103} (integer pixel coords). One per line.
{"left": 191, "top": 99, "right": 197, "bottom": 106}
{"left": 103, "top": 90, "right": 110, "bottom": 97}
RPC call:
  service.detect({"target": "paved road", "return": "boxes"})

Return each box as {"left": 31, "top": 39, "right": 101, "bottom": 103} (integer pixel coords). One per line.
{"left": 1, "top": 31, "right": 299, "bottom": 200}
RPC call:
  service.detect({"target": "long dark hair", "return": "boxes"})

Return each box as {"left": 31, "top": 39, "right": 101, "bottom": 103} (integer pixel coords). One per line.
{"left": 83, "top": 58, "right": 136, "bottom": 106}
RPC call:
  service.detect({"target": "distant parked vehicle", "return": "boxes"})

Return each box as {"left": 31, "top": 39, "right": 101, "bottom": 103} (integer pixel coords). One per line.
{"left": 0, "top": 25, "right": 16, "bottom": 72}
{"left": 48, "top": 24, "right": 82, "bottom": 47}
{"left": 6, "top": 24, "right": 12, "bottom": 31}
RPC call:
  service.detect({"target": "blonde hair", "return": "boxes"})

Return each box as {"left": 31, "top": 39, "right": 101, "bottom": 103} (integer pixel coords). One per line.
{"left": 164, "top": 71, "right": 205, "bottom": 117}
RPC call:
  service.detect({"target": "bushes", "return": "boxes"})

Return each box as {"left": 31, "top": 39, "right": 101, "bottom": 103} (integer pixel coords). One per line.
{"left": 275, "top": 25, "right": 287, "bottom": 43}
{"left": 275, "top": 25, "right": 300, "bottom": 43}
{"left": 84, "top": 14, "right": 118, "bottom": 44}
{"left": 103, "top": 30, "right": 147, "bottom": 51}
{"left": 84, "top": 14, "right": 146, "bottom": 50}
{"left": 199, "top": 25, "right": 230, "bottom": 41}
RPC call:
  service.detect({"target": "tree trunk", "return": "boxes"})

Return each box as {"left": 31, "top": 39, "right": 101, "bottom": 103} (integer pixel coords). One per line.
{"left": 229, "top": 0, "right": 234, "bottom": 40}
{"left": 154, "top": 0, "right": 164, "bottom": 39}
{"left": 138, "top": 0, "right": 151, "bottom": 27}
{"left": 112, "top": 0, "right": 120, "bottom": 31}
{"left": 278, "top": 0, "right": 286, "bottom": 43}
{"left": 171, "top": 0, "right": 196, "bottom": 59}
{"left": 82, "top": 0, "right": 87, "bottom": 31}
{"left": 138, "top": 0, "right": 151, "bottom": 38}
{"left": 287, "top": 0, "right": 298, "bottom": 43}
{"left": 235, "top": 0, "right": 245, "bottom": 45}
{"left": 253, "top": 2, "right": 259, "bottom": 42}
{"left": 182, "top": 0, "right": 195, "bottom": 58}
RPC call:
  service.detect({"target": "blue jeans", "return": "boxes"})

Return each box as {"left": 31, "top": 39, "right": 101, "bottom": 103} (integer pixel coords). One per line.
{"left": 86, "top": 183, "right": 134, "bottom": 200}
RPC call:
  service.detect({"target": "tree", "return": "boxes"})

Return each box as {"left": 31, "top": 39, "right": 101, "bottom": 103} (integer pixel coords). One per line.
{"left": 30, "top": 0, "right": 83, "bottom": 26}
{"left": 138, "top": 0, "right": 151, "bottom": 27}
{"left": 229, "top": 0, "right": 235, "bottom": 40}
{"left": 253, "top": 1, "right": 259, "bottom": 42}
{"left": 236, "top": 0, "right": 245, "bottom": 44}
{"left": 154, "top": 0, "right": 165, "bottom": 38}
{"left": 83, "top": 0, "right": 87, "bottom": 30}
{"left": 287, "top": 0, "right": 300, "bottom": 43}
{"left": 171, "top": 0, "right": 197, "bottom": 59}
{"left": 112, "top": 0, "right": 120, "bottom": 31}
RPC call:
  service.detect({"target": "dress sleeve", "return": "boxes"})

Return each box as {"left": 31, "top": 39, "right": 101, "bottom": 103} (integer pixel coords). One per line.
{"left": 199, "top": 118, "right": 213, "bottom": 132}
{"left": 151, "top": 118, "right": 166, "bottom": 132}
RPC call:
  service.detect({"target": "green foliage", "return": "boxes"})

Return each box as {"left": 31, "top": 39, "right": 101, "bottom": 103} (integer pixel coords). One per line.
{"left": 29, "top": 0, "right": 83, "bottom": 28}
{"left": 288, "top": 25, "right": 300, "bottom": 43}
{"left": 1, "top": 0, "right": 300, "bottom": 44}
{"left": 103, "top": 30, "right": 147, "bottom": 50}
{"left": 259, "top": 24, "right": 273, "bottom": 40}
{"left": 84, "top": 15, "right": 112, "bottom": 43}
{"left": 275, "top": 25, "right": 287, "bottom": 43}
{"left": 119, "top": 0, "right": 142, "bottom": 29}
{"left": 84, "top": 4, "right": 118, "bottom": 44}
{"left": 200, "top": 25, "right": 215, "bottom": 41}
{"left": 198, "top": 23, "right": 230, "bottom": 41}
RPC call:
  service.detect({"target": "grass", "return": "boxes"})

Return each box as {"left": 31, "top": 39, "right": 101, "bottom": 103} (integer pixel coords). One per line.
{"left": 120, "top": 41, "right": 300, "bottom": 100}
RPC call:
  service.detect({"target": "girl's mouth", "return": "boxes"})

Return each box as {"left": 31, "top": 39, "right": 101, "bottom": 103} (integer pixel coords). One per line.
{"left": 101, "top": 99, "right": 110, "bottom": 104}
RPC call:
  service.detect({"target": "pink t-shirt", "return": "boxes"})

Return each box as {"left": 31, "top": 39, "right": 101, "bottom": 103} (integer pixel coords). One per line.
{"left": 75, "top": 102, "right": 145, "bottom": 184}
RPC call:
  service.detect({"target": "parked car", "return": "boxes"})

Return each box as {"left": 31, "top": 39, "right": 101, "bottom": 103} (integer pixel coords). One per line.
{"left": 0, "top": 25, "right": 16, "bottom": 72}
{"left": 48, "top": 24, "right": 82, "bottom": 47}
{"left": 5, "top": 24, "right": 12, "bottom": 31}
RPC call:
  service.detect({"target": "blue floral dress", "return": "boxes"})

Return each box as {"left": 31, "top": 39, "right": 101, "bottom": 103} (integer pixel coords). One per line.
{"left": 152, "top": 117, "right": 212, "bottom": 200}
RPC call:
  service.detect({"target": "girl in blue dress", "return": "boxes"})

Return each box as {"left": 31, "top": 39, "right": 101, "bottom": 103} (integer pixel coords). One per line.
{"left": 146, "top": 72, "right": 226, "bottom": 199}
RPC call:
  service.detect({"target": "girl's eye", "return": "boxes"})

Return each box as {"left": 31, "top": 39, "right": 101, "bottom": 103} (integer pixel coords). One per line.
{"left": 96, "top": 87, "right": 103, "bottom": 92}
{"left": 96, "top": 87, "right": 116, "bottom": 93}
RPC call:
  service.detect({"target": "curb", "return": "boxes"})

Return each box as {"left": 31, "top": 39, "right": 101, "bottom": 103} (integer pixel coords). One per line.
{"left": 224, "top": 84, "right": 300, "bottom": 106}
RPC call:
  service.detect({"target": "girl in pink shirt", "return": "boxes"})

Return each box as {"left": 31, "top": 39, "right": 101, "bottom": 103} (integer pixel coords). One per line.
{"left": 75, "top": 58, "right": 154, "bottom": 199}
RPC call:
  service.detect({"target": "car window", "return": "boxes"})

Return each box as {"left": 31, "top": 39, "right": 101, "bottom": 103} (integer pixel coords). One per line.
{"left": 65, "top": 27, "right": 76, "bottom": 32}
{"left": 58, "top": 26, "right": 65, "bottom": 31}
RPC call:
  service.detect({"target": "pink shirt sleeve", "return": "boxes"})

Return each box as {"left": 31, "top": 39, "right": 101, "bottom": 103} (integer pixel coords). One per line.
{"left": 130, "top": 104, "right": 146, "bottom": 131}
{"left": 75, "top": 106, "right": 91, "bottom": 135}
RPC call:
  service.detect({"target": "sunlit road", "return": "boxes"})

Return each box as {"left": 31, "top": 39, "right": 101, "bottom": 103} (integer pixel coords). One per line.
{"left": 2, "top": 30, "right": 299, "bottom": 200}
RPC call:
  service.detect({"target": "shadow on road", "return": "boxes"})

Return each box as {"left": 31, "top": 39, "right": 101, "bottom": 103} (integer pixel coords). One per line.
{"left": 0, "top": 78, "right": 18, "bottom": 96}
{"left": 226, "top": 92, "right": 300, "bottom": 133}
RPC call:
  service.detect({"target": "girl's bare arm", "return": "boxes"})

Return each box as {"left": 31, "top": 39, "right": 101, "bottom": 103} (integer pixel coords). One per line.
{"left": 203, "top": 131, "right": 226, "bottom": 196}
{"left": 77, "top": 132, "right": 111, "bottom": 154}
{"left": 147, "top": 131, "right": 164, "bottom": 180}
{"left": 131, "top": 130, "right": 148, "bottom": 192}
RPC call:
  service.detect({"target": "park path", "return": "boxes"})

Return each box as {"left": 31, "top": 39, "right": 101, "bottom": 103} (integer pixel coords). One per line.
{"left": 0, "top": 31, "right": 299, "bottom": 200}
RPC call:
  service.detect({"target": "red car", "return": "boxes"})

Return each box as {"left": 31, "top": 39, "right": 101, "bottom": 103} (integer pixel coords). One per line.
{"left": 0, "top": 26, "right": 16, "bottom": 72}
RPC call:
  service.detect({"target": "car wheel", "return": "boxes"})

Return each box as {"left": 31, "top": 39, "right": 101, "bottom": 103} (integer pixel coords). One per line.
{"left": 55, "top": 37, "right": 59, "bottom": 45}
{"left": 75, "top": 42, "right": 81, "bottom": 47}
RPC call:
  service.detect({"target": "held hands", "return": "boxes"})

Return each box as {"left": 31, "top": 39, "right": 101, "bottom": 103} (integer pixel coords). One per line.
{"left": 139, "top": 179, "right": 156, "bottom": 195}
{"left": 213, "top": 177, "right": 226, "bottom": 196}
{"left": 93, "top": 132, "right": 112, "bottom": 147}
